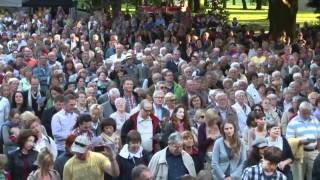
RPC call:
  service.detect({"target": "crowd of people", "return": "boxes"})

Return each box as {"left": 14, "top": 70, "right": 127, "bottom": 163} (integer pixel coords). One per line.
{"left": 0, "top": 4, "right": 319, "bottom": 180}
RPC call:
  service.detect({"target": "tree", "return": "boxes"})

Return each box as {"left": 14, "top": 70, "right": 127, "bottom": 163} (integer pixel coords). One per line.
{"left": 269, "top": 0, "right": 298, "bottom": 39}
{"left": 111, "top": 0, "right": 122, "bottom": 17}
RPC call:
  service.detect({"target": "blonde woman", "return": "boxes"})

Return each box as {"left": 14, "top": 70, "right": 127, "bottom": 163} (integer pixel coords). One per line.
{"left": 28, "top": 148, "right": 61, "bottom": 180}
{"left": 89, "top": 103, "right": 103, "bottom": 136}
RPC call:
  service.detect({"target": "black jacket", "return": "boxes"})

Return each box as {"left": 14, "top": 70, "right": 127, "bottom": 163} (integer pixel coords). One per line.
{"left": 41, "top": 106, "right": 59, "bottom": 138}
{"left": 6, "top": 149, "right": 38, "bottom": 180}
{"left": 313, "top": 153, "right": 320, "bottom": 180}
{"left": 115, "top": 150, "right": 150, "bottom": 180}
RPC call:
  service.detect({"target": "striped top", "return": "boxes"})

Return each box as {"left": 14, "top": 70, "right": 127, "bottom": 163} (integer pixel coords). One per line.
{"left": 241, "top": 163, "right": 287, "bottom": 180}
{"left": 286, "top": 114, "right": 320, "bottom": 149}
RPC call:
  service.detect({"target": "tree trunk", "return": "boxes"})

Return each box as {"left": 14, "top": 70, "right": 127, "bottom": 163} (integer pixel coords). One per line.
{"left": 194, "top": 0, "right": 201, "bottom": 12}
{"left": 242, "top": 0, "right": 247, "bottom": 9}
{"left": 256, "top": 0, "right": 262, "bottom": 9}
{"left": 222, "top": 0, "right": 227, "bottom": 8}
{"left": 111, "top": 0, "right": 122, "bottom": 18}
{"left": 269, "top": 0, "right": 298, "bottom": 39}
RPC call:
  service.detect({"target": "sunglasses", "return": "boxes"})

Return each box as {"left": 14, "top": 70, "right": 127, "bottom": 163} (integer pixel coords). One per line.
{"left": 200, "top": 115, "right": 205, "bottom": 118}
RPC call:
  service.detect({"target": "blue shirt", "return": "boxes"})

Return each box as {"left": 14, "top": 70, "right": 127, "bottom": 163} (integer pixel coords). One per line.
{"left": 286, "top": 114, "right": 320, "bottom": 149}
{"left": 166, "top": 149, "right": 188, "bottom": 180}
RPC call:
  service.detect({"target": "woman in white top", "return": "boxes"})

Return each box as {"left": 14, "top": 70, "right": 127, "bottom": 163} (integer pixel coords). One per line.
{"left": 110, "top": 97, "right": 130, "bottom": 132}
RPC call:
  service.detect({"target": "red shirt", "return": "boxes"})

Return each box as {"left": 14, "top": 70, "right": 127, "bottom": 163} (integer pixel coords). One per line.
{"left": 24, "top": 58, "right": 37, "bottom": 68}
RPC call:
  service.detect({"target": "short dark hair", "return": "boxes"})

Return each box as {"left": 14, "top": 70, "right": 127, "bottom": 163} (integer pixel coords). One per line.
{"left": 132, "top": 164, "right": 150, "bottom": 180}
{"left": 266, "top": 122, "right": 280, "bottom": 131}
{"left": 49, "top": 86, "right": 64, "bottom": 94}
{"left": 63, "top": 93, "right": 76, "bottom": 103}
{"left": 247, "top": 72, "right": 258, "bottom": 82}
{"left": 16, "top": 129, "right": 37, "bottom": 149}
{"left": 54, "top": 95, "right": 64, "bottom": 103}
{"left": 100, "top": 118, "right": 117, "bottom": 132}
{"left": 127, "top": 130, "right": 141, "bottom": 144}
{"left": 73, "top": 114, "right": 92, "bottom": 129}
{"left": 263, "top": 146, "right": 283, "bottom": 164}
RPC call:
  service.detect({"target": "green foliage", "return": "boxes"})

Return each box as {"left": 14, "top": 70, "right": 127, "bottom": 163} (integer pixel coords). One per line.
{"left": 209, "top": 0, "right": 229, "bottom": 24}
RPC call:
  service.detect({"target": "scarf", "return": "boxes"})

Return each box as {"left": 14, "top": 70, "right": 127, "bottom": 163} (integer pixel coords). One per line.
{"left": 27, "top": 88, "right": 42, "bottom": 110}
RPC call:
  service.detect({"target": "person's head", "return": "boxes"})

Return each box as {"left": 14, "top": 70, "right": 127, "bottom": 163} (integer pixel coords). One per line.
{"left": 153, "top": 90, "right": 165, "bottom": 106}
{"left": 267, "top": 122, "right": 281, "bottom": 139}
{"left": 123, "top": 78, "right": 134, "bottom": 93}
{"left": 132, "top": 165, "right": 152, "bottom": 180}
{"left": 308, "top": 92, "right": 319, "bottom": 106}
{"left": 234, "top": 90, "right": 247, "bottom": 105}
{"left": 37, "top": 148, "right": 54, "bottom": 176}
{"left": 205, "top": 108, "right": 220, "bottom": 127}
{"left": 49, "top": 86, "right": 63, "bottom": 99}
{"left": 127, "top": 130, "right": 142, "bottom": 154}
{"left": 139, "top": 99, "right": 153, "bottom": 119}
{"left": 17, "top": 129, "right": 37, "bottom": 151}
{"left": 53, "top": 95, "right": 64, "bottom": 111}
{"left": 9, "top": 108, "right": 20, "bottom": 125}
{"left": 171, "top": 105, "right": 189, "bottom": 126}
{"left": 261, "top": 146, "right": 283, "bottom": 174}
{"left": 261, "top": 98, "right": 271, "bottom": 111}
{"left": 215, "top": 92, "right": 228, "bottom": 109}
{"left": 167, "top": 132, "right": 183, "bottom": 156}
{"left": 163, "top": 69, "right": 174, "bottom": 83}
{"left": 12, "top": 91, "right": 24, "bottom": 105}
{"left": 22, "top": 111, "right": 42, "bottom": 137}
{"left": 100, "top": 118, "right": 116, "bottom": 136}
{"left": 88, "top": 104, "right": 101, "bottom": 120}
{"left": 74, "top": 114, "right": 92, "bottom": 131}
{"left": 298, "top": 101, "right": 313, "bottom": 119}
{"left": 87, "top": 96, "right": 97, "bottom": 109}
{"left": 0, "top": 83, "right": 10, "bottom": 98}
{"left": 164, "top": 92, "right": 176, "bottom": 108}
{"left": 64, "top": 94, "right": 77, "bottom": 112}
{"left": 190, "top": 94, "right": 203, "bottom": 109}
{"left": 77, "top": 91, "right": 87, "bottom": 105}
{"left": 71, "top": 135, "right": 91, "bottom": 161}
{"left": 194, "top": 109, "right": 206, "bottom": 125}
{"left": 108, "top": 88, "right": 121, "bottom": 103}
{"left": 220, "top": 120, "right": 241, "bottom": 157}
{"left": 181, "top": 130, "right": 194, "bottom": 148}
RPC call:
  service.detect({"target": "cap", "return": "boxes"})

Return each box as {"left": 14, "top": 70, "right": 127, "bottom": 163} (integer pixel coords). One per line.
{"left": 71, "top": 135, "right": 91, "bottom": 154}
{"left": 252, "top": 138, "right": 268, "bottom": 148}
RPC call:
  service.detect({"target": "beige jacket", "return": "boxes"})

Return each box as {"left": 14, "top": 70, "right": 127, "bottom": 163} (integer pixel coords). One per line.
{"left": 148, "top": 147, "right": 196, "bottom": 180}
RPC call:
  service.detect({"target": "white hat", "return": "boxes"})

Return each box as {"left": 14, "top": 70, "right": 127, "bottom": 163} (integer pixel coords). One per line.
{"left": 71, "top": 135, "right": 91, "bottom": 154}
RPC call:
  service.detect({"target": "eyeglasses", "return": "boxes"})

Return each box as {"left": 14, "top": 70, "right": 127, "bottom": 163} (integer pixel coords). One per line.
{"left": 254, "top": 108, "right": 262, "bottom": 112}
{"left": 200, "top": 115, "right": 205, "bottom": 118}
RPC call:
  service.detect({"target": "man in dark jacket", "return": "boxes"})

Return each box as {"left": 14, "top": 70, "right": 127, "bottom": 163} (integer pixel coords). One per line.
{"left": 121, "top": 99, "right": 160, "bottom": 153}
{"left": 313, "top": 152, "right": 320, "bottom": 180}
{"left": 41, "top": 95, "right": 64, "bottom": 137}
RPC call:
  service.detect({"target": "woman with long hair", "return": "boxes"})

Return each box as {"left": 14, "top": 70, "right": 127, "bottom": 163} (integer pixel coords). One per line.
{"left": 245, "top": 111, "right": 268, "bottom": 153}
{"left": 28, "top": 148, "right": 61, "bottom": 180}
{"left": 11, "top": 91, "right": 32, "bottom": 114}
{"left": 162, "top": 105, "right": 191, "bottom": 147}
{"left": 211, "top": 120, "right": 246, "bottom": 180}
{"left": 63, "top": 59, "right": 76, "bottom": 84}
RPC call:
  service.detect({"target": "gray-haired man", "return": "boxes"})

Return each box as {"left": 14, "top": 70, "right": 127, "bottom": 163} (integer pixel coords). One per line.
{"left": 148, "top": 132, "right": 196, "bottom": 180}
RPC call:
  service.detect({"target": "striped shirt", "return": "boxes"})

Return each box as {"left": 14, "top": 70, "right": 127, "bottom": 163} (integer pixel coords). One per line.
{"left": 241, "top": 164, "right": 287, "bottom": 180}
{"left": 286, "top": 114, "right": 320, "bottom": 149}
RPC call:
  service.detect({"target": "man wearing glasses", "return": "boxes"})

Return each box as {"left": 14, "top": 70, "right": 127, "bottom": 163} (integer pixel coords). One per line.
{"left": 121, "top": 99, "right": 160, "bottom": 153}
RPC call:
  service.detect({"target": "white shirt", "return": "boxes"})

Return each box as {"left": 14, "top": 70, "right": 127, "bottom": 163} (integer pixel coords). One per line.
{"left": 34, "top": 134, "right": 58, "bottom": 160}
{"left": 0, "top": 97, "right": 10, "bottom": 126}
{"left": 110, "top": 112, "right": 129, "bottom": 132}
{"left": 232, "top": 102, "right": 251, "bottom": 136}
{"left": 246, "top": 83, "right": 262, "bottom": 105}
{"left": 137, "top": 114, "right": 153, "bottom": 152}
